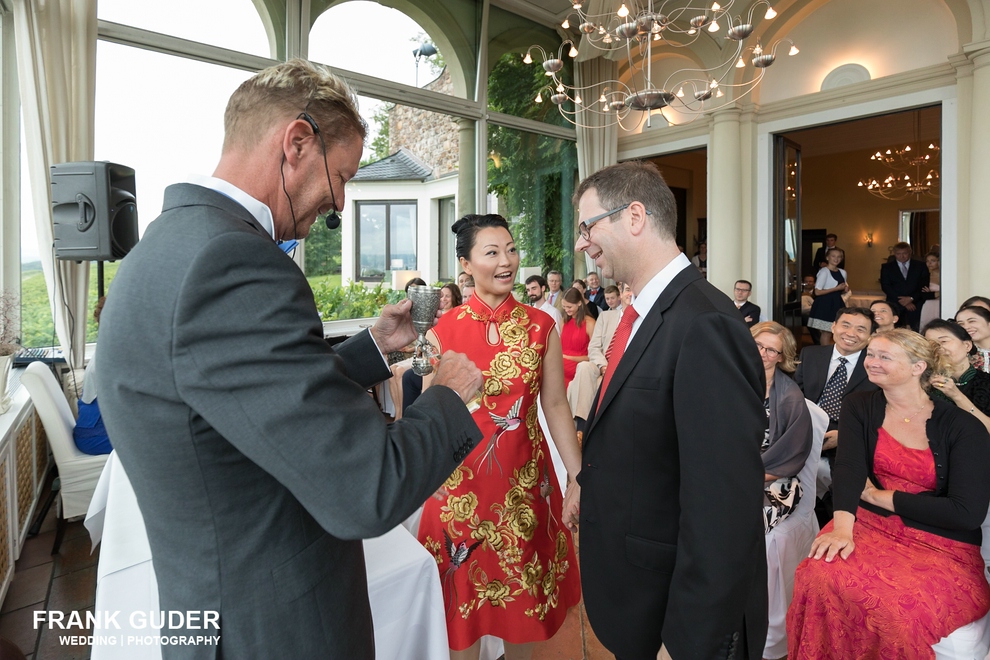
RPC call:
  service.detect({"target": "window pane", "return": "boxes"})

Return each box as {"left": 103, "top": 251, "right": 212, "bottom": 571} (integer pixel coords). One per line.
{"left": 438, "top": 197, "right": 457, "bottom": 280}
{"left": 310, "top": 1, "right": 459, "bottom": 97}
{"left": 95, "top": 42, "right": 253, "bottom": 237}
{"left": 19, "top": 131, "right": 55, "bottom": 348}
{"left": 487, "top": 125, "right": 578, "bottom": 281}
{"left": 358, "top": 204, "right": 386, "bottom": 280}
{"left": 97, "top": 0, "right": 273, "bottom": 58}
{"left": 487, "top": 8, "right": 573, "bottom": 126}
{"left": 389, "top": 204, "right": 417, "bottom": 271}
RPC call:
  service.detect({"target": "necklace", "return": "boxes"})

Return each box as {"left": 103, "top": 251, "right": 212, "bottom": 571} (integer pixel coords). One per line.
{"left": 888, "top": 400, "right": 929, "bottom": 423}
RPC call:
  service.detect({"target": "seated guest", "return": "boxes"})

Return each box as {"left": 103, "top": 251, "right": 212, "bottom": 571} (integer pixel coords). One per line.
{"left": 691, "top": 241, "right": 707, "bottom": 278}
{"left": 525, "top": 274, "right": 563, "bottom": 335}
{"left": 959, "top": 295, "right": 990, "bottom": 313}
{"left": 603, "top": 285, "right": 621, "bottom": 310}
{"left": 74, "top": 296, "right": 112, "bottom": 455}
{"left": 585, "top": 272, "right": 608, "bottom": 311}
{"left": 869, "top": 299, "right": 901, "bottom": 334}
{"left": 788, "top": 329, "right": 990, "bottom": 659}
{"left": 560, "top": 287, "right": 595, "bottom": 387}
{"left": 955, "top": 305, "right": 990, "bottom": 373}
{"left": 570, "top": 278, "right": 598, "bottom": 320}
{"left": 752, "top": 322, "right": 813, "bottom": 532}
{"left": 566, "top": 283, "right": 628, "bottom": 426}
{"left": 461, "top": 276, "right": 475, "bottom": 303}
{"left": 439, "top": 282, "right": 462, "bottom": 313}
{"left": 925, "top": 319, "right": 990, "bottom": 432}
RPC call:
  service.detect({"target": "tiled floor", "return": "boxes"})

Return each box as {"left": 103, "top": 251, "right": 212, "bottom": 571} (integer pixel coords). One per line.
{"left": 0, "top": 480, "right": 98, "bottom": 660}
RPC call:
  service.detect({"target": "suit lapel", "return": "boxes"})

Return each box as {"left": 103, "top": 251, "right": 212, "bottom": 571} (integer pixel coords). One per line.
{"left": 844, "top": 353, "right": 869, "bottom": 394}
{"left": 585, "top": 266, "right": 701, "bottom": 443}
{"left": 809, "top": 349, "right": 830, "bottom": 401}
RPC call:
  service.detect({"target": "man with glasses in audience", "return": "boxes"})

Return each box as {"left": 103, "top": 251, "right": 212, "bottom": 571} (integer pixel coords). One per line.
{"left": 733, "top": 279, "right": 761, "bottom": 328}
{"left": 96, "top": 59, "right": 483, "bottom": 658}
{"left": 571, "top": 160, "right": 767, "bottom": 660}
{"left": 546, "top": 269, "right": 566, "bottom": 312}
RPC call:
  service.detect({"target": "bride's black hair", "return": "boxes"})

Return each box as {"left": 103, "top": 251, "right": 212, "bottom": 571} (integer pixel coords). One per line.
{"left": 451, "top": 214, "right": 511, "bottom": 261}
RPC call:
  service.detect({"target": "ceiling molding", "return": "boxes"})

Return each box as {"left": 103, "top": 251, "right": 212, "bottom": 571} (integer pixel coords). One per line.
{"left": 490, "top": 0, "right": 565, "bottom": 29}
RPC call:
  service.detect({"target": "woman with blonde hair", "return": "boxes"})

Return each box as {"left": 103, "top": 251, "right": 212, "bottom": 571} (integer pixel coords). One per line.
{"left": 789, "top": 329, "right": 990, "bottom": 658}
{"left": 750, "top": 322, "right": 813, "bottom": 533}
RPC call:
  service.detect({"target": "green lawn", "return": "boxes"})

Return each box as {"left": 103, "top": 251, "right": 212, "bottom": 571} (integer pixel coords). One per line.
{"left": 19, "top": 267, "right": 385, "bottom": 348}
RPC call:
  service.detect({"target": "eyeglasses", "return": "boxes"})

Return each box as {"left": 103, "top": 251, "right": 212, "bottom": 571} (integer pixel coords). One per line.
{"left": 755, "top": 342, "right": 782, "bottom": 358}
{"left": 578, "top": 203, "right": 653, "bottom": 241}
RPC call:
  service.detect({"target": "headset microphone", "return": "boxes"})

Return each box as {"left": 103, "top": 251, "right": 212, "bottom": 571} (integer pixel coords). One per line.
{"left": 299, "top": 112, "right": 343, "bottom": 233}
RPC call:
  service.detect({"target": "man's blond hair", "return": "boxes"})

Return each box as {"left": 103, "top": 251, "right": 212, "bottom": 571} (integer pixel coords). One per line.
{"left": 223, "top": 58, "right": 367, "bottom": 152}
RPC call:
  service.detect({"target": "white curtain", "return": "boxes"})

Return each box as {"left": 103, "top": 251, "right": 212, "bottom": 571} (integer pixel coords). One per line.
{"left": 574, "top": 55, "right": 618, "bottom": 279}
{"left": 12, "top": 0, "right": 97, "bottom": 372}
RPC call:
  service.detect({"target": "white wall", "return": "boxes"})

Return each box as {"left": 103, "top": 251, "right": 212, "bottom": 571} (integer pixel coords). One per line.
{"left": 342, "top": 176, "right": 458, "bottom": 285}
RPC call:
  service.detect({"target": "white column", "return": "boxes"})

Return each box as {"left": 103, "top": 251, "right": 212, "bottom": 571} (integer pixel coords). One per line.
{"left": 709, "top": 108, "right": 743, "bottom": 295}
{"left": 966, "top": 45, "right": 990, "bottom": 300}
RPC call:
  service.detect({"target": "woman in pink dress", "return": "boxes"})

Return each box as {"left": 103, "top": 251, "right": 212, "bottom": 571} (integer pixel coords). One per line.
{"left": 559, "top": 287, "right": 595, "bottom": 387}
{"left": 419, "top": 214, "right": 583, "bottom": 660}
{"left": 788, "top": 329, "right": 990, "bottom": 659}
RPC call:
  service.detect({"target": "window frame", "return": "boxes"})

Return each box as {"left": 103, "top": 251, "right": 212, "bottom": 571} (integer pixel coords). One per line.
{"left": 355, "top": 200, "right": 418, "bottom": 282}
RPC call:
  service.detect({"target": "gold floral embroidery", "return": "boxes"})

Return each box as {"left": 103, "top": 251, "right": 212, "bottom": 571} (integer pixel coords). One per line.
{"left": 510, "top": 503, "right": 539, "bottom": 541}
{"left": 510, "top": 306, "right": 527, "bottom": 321}
{"left": 555, "top": 532, "right": 569, "bottom": 562}
{"left": 499, "top": 320, "right": 528, "bottom": 347}
{"left": 441, "top": 493, "right": 479, "bottom": 533}
{"left": 424, "top": 536, "right": 443, "bottom": 565}
{"left": 518, "top": 346, "right": 541, "bottom": 371}
{"left": 516, "top": 460, "right": 540, "bottom": 490}
{"left": 519, "top": 558, "right": 544, "bottom": 594}
{"left": 504, "top": 485, "right": 527, "bottom": 509}
{"left": 483, "top": 377, "right": 505, "bottom": 398}
{"left": 445, "top": 465, "right": 473, "bottom": 491}
{"left": 490, "top": 352, "right": 521, "bottom": 381}
{"left": 470, "top": 519, "right": 504, "bottom": 551}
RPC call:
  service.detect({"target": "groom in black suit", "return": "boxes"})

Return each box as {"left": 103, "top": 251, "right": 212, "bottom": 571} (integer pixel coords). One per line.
{"left": 880, "top": 242, "right": 930, "bottom": 331}
{"left": 573, "top": 161, "right": 767, "bottom": 659}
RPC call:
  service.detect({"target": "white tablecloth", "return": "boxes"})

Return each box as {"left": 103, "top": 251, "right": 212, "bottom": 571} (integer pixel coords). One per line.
{"left": 85, "top": 452, "right": 448, "bottom": 660}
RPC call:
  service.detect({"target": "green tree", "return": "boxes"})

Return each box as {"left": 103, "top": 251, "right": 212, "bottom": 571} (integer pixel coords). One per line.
{"left": 487, "top": 52, "right": 577, "bottom": 279}
{"left": 304, "top": 219, "right": 342, "bottom": 277}
{"left": 361, "top": 102, "right": 395, "bottom": 168}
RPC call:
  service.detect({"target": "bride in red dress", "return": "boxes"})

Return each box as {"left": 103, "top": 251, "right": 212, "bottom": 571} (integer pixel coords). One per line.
{"left": 419, "top": 214, "right": 582, "bottom": 660}
{"left": 788, "top": 329, "right": 990, "bottom": 658}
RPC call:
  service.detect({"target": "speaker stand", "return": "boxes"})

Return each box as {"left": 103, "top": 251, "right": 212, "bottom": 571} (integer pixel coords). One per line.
{"left": 97, "top": 261, "right": 105, "bottom": 298}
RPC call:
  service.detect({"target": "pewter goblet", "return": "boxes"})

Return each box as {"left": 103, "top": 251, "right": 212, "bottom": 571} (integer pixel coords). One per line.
{"left": 407, "top": 285, "right": 443, "bottom": 375}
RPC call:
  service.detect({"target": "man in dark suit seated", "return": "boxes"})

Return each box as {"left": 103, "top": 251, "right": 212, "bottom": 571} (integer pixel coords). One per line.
{"left": 733, "top": 279, "right": 761, "bottom": 327}
{"left": 573, "top": 160, "right": 767, "bottom": 660}
{"left": 880, "top": 242, "right": 930, "bottom": 331}
{"left": 794, "top": 307, "right": 878, "bottom": 525}
{"left": 96, "top": 59, "right": 484, "bottom": 658}
{"left": 585, "top": 271, "right": 609, "bottom": 311}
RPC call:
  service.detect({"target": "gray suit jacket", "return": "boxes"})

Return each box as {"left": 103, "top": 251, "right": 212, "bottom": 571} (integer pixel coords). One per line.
{"left": 96, "top": 183, "right": 481, "bottom": 658}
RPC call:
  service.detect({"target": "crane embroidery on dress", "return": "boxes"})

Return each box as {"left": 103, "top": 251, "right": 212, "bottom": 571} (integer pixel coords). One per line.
{"left": 442, "top": 529, "right": 481, "bottom": 616}
{"left": 476, "top": 396, "right": 523, "bottom": 477}
{"left": 540, "top": 463, "right": 557, "bottom": 539}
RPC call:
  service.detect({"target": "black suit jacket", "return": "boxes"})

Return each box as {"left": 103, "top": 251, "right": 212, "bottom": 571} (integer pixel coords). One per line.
{"left": 97, "top": 184, "right": 481, "bottom": 658}
{"left": 736, "top": 300, "right": 761, "bottom": 327}
{"left": 578, "top": 265, "right": 768, "bottom": 659}
{"left": 794, "top": 345, "right": 878, "bottom": 430}
{"left": 587, "top": 287, "right": 608, "bottom": 311}
{"left": 880, "top": 259, "right": 930, "bottom": 308}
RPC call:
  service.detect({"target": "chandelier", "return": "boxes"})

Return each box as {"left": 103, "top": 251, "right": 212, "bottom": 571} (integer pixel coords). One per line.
{"left": 523, "top": 0, "right": 798, "bottom": 129}
{"left": 857, "top": 141, "right": 940, "bottom": 201}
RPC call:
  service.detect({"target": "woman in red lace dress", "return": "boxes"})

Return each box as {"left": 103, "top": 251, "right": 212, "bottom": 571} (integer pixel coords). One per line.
{"left": 559, "top": 287, "right": 595, "bottom": 387}
{"left": 419, "top": 214, "right": 582, "bottom": 660}
{"left": 788, "top": 329, "right": 990, "bottom": 658}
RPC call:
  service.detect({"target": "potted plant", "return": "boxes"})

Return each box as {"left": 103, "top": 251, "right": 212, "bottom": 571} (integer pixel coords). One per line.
{"left": 0, "top": 290, "right": 21, "bottom": 413}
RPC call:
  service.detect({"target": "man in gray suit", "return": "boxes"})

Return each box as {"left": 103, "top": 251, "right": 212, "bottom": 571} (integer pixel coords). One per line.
{"left": 96, "top": 59, "right": 483, "bottom": 658}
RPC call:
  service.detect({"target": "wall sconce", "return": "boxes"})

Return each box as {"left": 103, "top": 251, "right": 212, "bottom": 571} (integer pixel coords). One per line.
{"left": 865, "top": 232, "right": 874, "bottom": 248}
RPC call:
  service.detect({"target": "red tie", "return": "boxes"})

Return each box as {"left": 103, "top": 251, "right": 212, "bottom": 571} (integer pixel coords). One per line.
{"left": 598, "top": 305, "right": 639, "bottom": 407}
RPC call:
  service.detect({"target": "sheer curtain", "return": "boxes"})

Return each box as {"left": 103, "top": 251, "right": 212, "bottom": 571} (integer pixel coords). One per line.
{"left": 11, "top": 0, "right": 96, "bottom": 371}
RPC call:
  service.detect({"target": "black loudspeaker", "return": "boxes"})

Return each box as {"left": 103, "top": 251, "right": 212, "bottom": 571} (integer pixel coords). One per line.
{"left": 51, "top": 161, "right": 138, "bottom": 261}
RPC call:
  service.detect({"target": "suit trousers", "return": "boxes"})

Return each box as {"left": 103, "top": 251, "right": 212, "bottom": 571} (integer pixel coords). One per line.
{"left": 567, "top": 361, "right": 601, "bottom": 420}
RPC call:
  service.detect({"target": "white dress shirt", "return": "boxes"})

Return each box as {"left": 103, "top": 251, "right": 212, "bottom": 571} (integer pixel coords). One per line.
{"left": 186, "top": 174, "right": 276, "bottom": 240}
{"left": 624, "top": 252, "right": 692, "bottom": 350}
{"left": 826, "top": 347, "right": 863, "bottom": 381}
{"left": 537, "top": 299, "right": 564, "bottom": 335}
